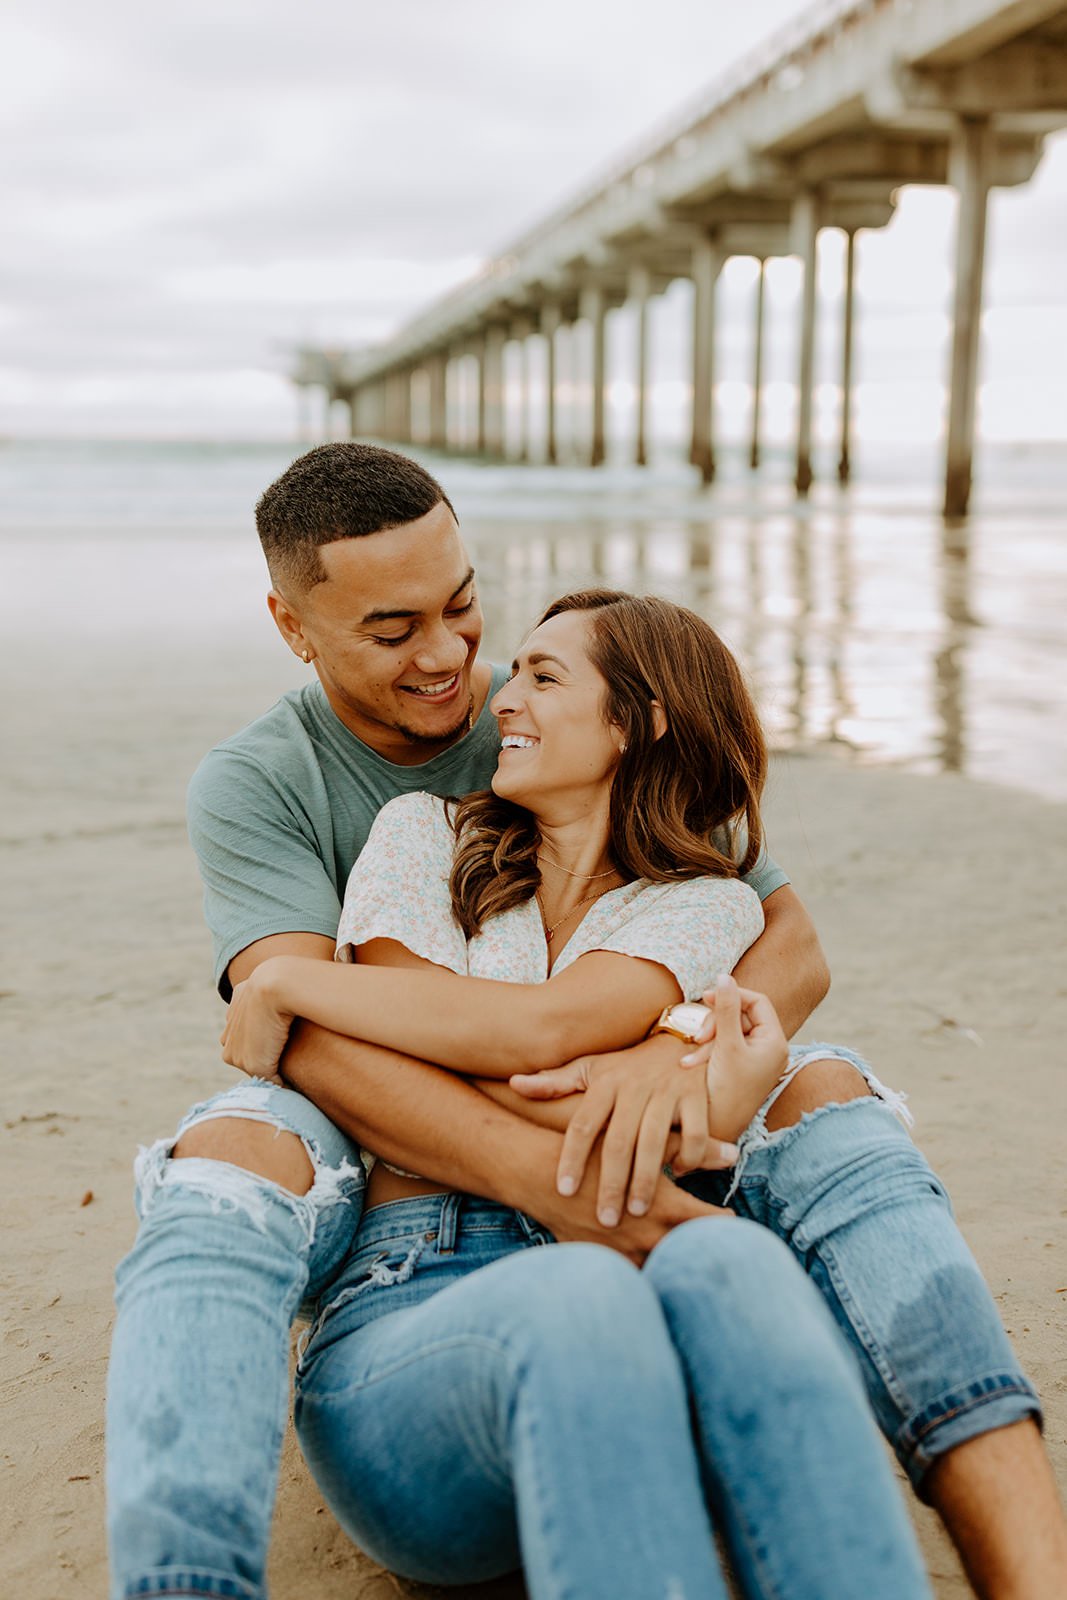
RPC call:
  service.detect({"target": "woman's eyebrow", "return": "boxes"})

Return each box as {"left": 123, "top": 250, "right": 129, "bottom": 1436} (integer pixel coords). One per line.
{"left": 511, "top": 651, "right": 570, "bottom": 673}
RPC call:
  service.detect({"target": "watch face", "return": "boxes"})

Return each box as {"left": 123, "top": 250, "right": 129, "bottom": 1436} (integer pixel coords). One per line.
{"left": 668, "top": 1003, "right": 711, "bottom": 1038}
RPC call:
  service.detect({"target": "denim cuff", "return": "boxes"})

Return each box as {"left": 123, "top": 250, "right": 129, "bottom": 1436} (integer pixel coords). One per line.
{"left": 899, "top": 1371, "right": 1044, "bottom": 1498}
{"left": 123, "top": 1570, "right": 261, "bottom": 1599}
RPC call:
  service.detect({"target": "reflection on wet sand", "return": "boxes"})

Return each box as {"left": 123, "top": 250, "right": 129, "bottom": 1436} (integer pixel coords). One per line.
{"left": 5, "top": 440, "right": 1063, "bottom": 803}
{"left": 464, "top": 485, "right": 1066, "bottom": 802}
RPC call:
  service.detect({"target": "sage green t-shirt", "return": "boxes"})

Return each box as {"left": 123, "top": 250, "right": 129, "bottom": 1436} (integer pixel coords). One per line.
{"left": 187, "top": 671, "right": 788, "bottom": 997}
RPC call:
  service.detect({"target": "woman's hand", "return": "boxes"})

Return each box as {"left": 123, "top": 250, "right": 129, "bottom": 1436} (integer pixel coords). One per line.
{"left": 679, "top": 974, "right": 789, "bottom": 1103}
{"left": 220, "top": 958, "right": 298, "bottom": 1082}
{"left": 508, "top": 975, "right": 788, "bottom": 1227}
{"left": 510, "top": 1033, "right": 740, "bottom": 1230}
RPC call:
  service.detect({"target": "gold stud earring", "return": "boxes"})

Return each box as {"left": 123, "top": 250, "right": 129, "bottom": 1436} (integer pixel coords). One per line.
{"left": 301, "top": 649, "right": 311, "bottom": 664}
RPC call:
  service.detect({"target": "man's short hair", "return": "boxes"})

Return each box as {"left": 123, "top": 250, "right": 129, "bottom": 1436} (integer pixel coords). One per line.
{"left": 256, "top": 442, "right": 455, "bottom": 592}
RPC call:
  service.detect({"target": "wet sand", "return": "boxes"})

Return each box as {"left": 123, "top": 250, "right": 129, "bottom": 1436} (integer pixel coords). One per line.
{"left": 3, "top": 640, "right": 1064, "bottom": 1594}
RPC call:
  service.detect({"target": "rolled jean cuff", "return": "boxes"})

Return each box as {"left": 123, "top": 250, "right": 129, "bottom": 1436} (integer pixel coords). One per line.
{"left": 899, "top": 1371, "right": 1043, "bottom": 1497}
{"left": 122, "top": 1569, "right": 260, "bottom": 1598}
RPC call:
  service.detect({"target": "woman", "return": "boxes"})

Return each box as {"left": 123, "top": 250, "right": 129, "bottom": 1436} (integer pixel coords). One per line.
{"left": 223, "top": 590, "right": 930, "bottom": 1599}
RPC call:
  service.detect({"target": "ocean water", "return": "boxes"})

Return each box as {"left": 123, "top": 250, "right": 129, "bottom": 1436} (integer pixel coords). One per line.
{"left": 3, "top": 436, "right": 1065, "bottom": 805}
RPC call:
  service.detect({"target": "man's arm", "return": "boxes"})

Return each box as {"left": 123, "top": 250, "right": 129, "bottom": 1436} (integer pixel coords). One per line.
{"left": 732, "top": 885, "right": 829, "bottom": 1038}
{"left": 227, "top": 933, "right": 718, "bottom": 1259}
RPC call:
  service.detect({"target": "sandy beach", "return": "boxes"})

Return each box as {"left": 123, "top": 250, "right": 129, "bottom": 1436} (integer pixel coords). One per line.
{"left": 3, "top": 623, "right": 1065, "bottom": 1599}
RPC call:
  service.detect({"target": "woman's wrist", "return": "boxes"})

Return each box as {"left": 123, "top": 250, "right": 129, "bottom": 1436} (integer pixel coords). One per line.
{"left": 253, "top": 954, "right": 299, "bottom": 1016}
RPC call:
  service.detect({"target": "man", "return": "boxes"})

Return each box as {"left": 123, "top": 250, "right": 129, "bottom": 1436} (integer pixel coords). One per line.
{"left": 107, "top": 443, "right": 1063, "bottom": 1600}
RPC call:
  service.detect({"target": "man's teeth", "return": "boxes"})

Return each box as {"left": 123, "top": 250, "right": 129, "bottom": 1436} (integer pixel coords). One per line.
{"left": 408, "top": 675, "right": 458, "bottom": 697}
{"left": 502, "top": 736, "right": 538, "bottom": 749}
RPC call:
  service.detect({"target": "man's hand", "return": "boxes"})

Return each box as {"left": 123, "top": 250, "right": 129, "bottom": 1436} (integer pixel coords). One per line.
{"left": 526, "top": 1149, "right": 732, "bottom": 1266}
{"left": 511, "top": 1033, "right": 739, "bottom": 1228}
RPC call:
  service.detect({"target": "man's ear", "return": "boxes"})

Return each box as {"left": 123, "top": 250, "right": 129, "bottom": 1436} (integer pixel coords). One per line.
{"left": 267, "top": 590, "right": 310, "bottom": 661}
{"left": 650, "top": 700, "right": 668, "bottom": 741}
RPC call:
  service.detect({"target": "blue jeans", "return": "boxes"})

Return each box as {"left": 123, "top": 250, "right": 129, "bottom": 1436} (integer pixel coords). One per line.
{"left": 293, "top": 1194, "right": 929, "bottom": 1599}
{"left": 681, "top": 1043, "right": 1041, "bottom": 1491}
{"left": 106, "top": 1049, "right": 1040, "bottom": 1598}
{"left": 106, "top": 1083, "right": 365, "bottom": 1600}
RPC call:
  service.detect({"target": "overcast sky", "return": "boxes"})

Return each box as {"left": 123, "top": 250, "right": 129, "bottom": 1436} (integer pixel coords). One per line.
{"left": 3, "top": 0, "right": 1066, "bottom": 441}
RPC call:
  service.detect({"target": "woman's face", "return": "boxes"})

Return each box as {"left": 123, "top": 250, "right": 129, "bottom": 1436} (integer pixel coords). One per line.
{"left": 489, "top": 610, "right": 625, "bottom": 815}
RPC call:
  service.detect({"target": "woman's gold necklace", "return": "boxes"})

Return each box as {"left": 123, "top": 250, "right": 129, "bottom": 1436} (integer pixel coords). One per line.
{"left": 535, "top": 883, "right": 614, "bottom": 944}
{"left": 537, "top": 848, "right": 617, "bottom": 881}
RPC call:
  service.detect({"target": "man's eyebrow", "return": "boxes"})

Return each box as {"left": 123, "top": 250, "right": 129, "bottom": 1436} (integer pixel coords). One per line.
{"left": 360, "top": 568, "right": 475, "bottom": 626}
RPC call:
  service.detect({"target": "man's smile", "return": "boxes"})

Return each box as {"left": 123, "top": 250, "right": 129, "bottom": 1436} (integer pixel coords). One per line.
{"left": 401, "top": 672, "right": 462, "bottom": 703}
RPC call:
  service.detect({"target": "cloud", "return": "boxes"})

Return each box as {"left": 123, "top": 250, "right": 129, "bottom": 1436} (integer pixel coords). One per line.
{"left": 2, "top": 0, "right": 1065, "bottom": 436}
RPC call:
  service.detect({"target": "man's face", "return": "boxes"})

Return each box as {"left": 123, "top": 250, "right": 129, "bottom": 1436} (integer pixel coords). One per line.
{"left": 273, "top": 500, "right": 484, "bottom": 761}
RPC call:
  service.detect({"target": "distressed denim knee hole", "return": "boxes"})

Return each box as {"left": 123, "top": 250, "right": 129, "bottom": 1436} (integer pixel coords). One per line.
{"left": 132, "top": 1087, "right": 364, "bottom": 1253}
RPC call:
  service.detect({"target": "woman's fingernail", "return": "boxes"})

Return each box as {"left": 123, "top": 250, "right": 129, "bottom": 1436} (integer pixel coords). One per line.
{"left": 557, "top": 1175, "right": 577, "bottom": 1196}
{"left": 598, "top": 1206, "right": 619, "bottom": 1227}
{"left": 680, "top": 1051, "right": 699, "bottom": 1065}
{"left": 628, "top": 1198, "right": 648, "bottom": 1216}
{"left": 717, "top": 972, "right": 733, "bottom": 989}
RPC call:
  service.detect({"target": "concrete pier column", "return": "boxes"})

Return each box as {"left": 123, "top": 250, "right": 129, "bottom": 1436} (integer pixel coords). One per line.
{"left": 749, "top": 258, "right": 766, "bottom": 470}
{"left": 793, "top": 188, "right": 821, "bottom": 496}
{"left": 541, "top": 304, "right": 561, "bottom": 464}
{"left": 943, "top": 117, "right": 993, "bottom": 519}
{"left": 482, "top": 326, "right": 506, "bottom": 457}
{"left": 384, "top": 371, "right": 408, "bottom": 442}
{"left": 475, "top": 347, "right": 487, "bottom": 453}
{"left": 372, "top": 381, "right": 387, "bottom": 440}
{"left": 383, "top": 374, "right": 398, "bottom": 441}
{"left": 378, "top": 378, "right": 394, "bottom": 441}
{"left": 515, "top": 333, "right": 530, "bottom": 462}
{"left": 394, "top": 370, "right": 412, "bottom": 443}
{"left": 689, "top": 235, "right": 722, "bottom": 485}
{"left": 838, "top": 230, "right": 857, "bottom": 484}
{"left": 580, "top": 285, "right": 608, "bottom": 466}
{"left": 428, "top": 354, "right": 448, "bottom": 450}
{"left": 628, "top": 265, "right": 651, "bottom": 467}
{"left": 350, "top": 387, "right": 367, "bottom": 438}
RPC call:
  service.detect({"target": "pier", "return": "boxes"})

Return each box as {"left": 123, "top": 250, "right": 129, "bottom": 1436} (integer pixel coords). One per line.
{"left": 293, "top": 0, "right": 1067, "bottom": 517}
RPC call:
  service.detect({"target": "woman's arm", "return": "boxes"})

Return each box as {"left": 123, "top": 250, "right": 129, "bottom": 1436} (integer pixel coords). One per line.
{"left": 222, "top": 940, "right": 681, "bottom": 1081}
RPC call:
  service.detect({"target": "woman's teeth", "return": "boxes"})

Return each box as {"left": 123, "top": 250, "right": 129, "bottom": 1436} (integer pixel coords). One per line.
{"left": 501, "top": 736, "right": 538, "bottom": 749}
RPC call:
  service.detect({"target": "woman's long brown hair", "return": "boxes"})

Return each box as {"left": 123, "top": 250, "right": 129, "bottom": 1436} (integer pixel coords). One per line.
{"left": 448, "top": 589, "right": 767, "bottom": 939}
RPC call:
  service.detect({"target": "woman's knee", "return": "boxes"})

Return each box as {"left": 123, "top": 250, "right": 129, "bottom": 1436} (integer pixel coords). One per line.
{"left": 647, "top": 1219, "right": 862, "bottom": 1394}
{"left": 483, "top": 1244, "right": 673, "bottom": 1373}
{"left": 647, "top": 1219, "right": 838, "bottom": 1340}
{"left": 647, "top": 1215, "right": 793, "bottom": 1291}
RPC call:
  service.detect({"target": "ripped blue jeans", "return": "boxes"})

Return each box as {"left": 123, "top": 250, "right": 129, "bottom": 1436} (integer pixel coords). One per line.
{"left": 106, "top": 1082, "right": 364, "bottom": 1600}
{"left": 106, "top": 1047, "right": 1040, "bottom": 1599}
{"left": 682, "top": 1043, "right": 1041, "bottom": 1488}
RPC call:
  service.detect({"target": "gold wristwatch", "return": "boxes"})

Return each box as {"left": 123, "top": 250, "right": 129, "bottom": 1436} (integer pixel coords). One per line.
{"left": 649, "top": 1001, "right": 713, "bottom": 1044}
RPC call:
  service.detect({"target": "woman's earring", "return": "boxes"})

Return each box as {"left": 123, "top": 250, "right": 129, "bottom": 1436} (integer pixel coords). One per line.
{"left": 301, "top": 649, "right": 311, "bottom": 664}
